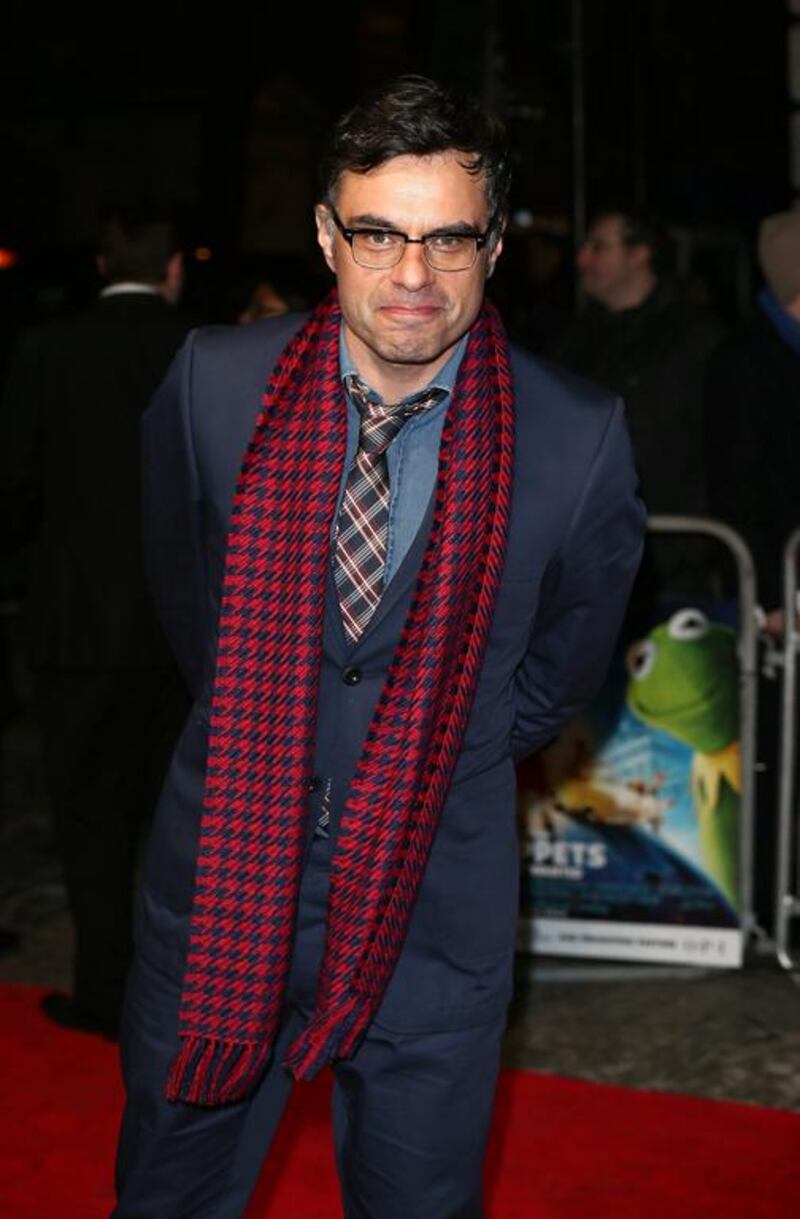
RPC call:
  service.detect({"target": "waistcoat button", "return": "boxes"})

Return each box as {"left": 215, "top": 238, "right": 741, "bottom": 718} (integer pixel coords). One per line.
{"left": 343, "top": 667, "right": 362, "bottom": 686}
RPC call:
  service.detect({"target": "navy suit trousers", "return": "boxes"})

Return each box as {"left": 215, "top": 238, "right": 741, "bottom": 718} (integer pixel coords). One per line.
{"left": 113, "top": 834, "right": 506, "bottom": 1219}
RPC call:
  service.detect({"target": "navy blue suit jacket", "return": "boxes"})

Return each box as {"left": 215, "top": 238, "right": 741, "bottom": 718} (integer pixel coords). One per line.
{"left": 137, "top": 312, "right": 645, "bottom": 1035}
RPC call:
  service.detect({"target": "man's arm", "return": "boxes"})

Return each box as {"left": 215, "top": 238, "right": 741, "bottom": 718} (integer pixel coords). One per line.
{"left": 511, "top": 399, "right": 645, "bottom": 762}
{"left": 141, "top": 331, "right": 208, "bottom": 698}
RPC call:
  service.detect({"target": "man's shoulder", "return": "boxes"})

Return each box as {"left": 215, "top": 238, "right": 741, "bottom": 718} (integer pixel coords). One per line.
{"left": 11, "top": 297, "right": 194, "bottom": 353}
{"left": 98, "top": 293, "right": 197, "bottom": 327}
{"left": 10, "top": 307, "right": 96, "bottom": 352}
{"left": 510, "top": 342, "right": 620, "bottom": 419}
{"left": 190, "top": 312, "right": 307, "bottom": 368}
{"left": 508, "top": 345, "right": 628, "bottom": 474}
{"left": 649, "top": 283, "right": 726, "bottom": 352}
{"left": 177, "top": 314, "right": 310, "bottom": 445}
{"left": 708, "top": 315, "right": 800, "bottom": 386}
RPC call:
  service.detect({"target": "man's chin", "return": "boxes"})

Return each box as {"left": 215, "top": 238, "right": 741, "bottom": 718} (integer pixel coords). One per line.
{"left": 381, "top": 348, "right": 448, "bottom": 367}
{"left": 371, "top": 333, "right": 457, "bottom": 367}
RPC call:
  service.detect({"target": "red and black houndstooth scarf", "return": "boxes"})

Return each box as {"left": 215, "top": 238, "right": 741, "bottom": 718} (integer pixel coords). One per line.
{"left": 165, "top": 289, "right": 515, "bottom": 1106}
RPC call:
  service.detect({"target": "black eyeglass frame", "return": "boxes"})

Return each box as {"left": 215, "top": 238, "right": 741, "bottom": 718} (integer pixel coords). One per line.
{"left": 325, "top": 203, "right": 498, "bottom": 271}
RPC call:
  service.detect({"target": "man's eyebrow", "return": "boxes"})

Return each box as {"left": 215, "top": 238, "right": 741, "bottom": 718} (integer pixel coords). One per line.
{"left": 344, "top": 213, "right": 483, "bottom": 235}
{"left": 425, "top": 221, "right": 483, "bottom": 237}
{"left": 346, "top": 213, "right": 402, "bottom": 229}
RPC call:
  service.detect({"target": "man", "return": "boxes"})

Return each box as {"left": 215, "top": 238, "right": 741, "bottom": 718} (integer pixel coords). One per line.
{"left": 706, "top": 211, "right": 800, "bottom": 932}
{"left": 706, "top": 211, "right": 800, "bottom": 635}
{"left": 555, "top": 208, "right": 725, "bottom": 519}
{"left": 0, "top": 210, "right": 193, "bottom": 1036}
{"left": 115, "top": 78, "right": 644, "bottom": 1218}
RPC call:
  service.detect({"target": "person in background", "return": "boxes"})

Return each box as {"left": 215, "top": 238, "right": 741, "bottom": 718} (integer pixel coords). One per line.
{"left": 554, "top": 207, "right": 725, "bottom": 520}
{"left": 237, "top": 278, "right": 290, "bottom": 323}
{"left": 706, "top": 211, "right": 800, "bottom": 637}
{"left": 0, "top": 209, "right": 194, "bottom": 1036}
{"left": 705, "top": 211, "right": 800, "bottom": 935}
{"left": 225, "top": 254, "right": 318, "bottom": 325}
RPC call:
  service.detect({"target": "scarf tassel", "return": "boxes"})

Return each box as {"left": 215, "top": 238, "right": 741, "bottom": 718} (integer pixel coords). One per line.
{"left": 283, "top": 992, "right": 363, "bottom": 1081}
{"left": 165, "top": 1034, "right": 271, "bottom": 1107}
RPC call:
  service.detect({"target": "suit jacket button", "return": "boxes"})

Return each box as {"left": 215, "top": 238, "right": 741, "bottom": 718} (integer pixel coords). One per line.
{"left": 343, "top": 666, "right": 362, "bottom": 686}
{"left": 307, "top": 776, "right": 321, "bottom": 793}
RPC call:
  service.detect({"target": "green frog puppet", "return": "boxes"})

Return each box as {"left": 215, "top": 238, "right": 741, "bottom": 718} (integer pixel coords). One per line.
{"left": 626, "top": 608, "right": 740, "bottom": 909}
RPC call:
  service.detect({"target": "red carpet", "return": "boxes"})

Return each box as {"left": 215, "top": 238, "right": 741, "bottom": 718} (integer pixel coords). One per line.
{"left": 1, "top": 983, "right": 798, "bottom": 1217}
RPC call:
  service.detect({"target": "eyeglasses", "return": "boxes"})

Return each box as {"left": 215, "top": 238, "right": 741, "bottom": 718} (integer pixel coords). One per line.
{"left": 326, "top": 203, "right": 496, "bottom": 272}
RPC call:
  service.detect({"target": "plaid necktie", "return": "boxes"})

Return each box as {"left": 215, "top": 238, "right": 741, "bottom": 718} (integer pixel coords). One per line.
{"left": 334, "top": 375, "right": 446, "bottom": 646}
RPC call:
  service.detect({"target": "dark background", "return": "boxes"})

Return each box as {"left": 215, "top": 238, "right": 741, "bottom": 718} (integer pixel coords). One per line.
{"left": 0, "top": 0, "right": 792, "bottom": 334}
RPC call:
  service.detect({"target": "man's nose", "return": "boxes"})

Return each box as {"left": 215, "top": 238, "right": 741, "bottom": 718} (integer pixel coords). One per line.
{"left": 390, "top": 241, "right": 435, "bottom": 290}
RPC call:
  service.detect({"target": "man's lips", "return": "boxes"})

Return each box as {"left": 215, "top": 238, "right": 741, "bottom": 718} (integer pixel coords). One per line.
{"left": 378, "top": 303, "right": 444, "bottom": 320}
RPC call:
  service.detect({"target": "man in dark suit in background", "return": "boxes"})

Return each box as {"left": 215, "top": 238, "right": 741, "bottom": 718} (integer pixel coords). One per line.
{"left": 555, "top": 207, "right": 725, "bottom": 519}
{"left": 706, "top": 211, "right": 800, "bottom": 636}
{"left": 0, "top": 211, "right": 193, "bottom": 1036}
{"left": 705, "top": 211, "right": 800, "bottom": 933}
{"left": 115, "top": 79, "right": 644, "bottom": 1218}
{"left": 553, "top": 207, "right": 725, "bottom": 604}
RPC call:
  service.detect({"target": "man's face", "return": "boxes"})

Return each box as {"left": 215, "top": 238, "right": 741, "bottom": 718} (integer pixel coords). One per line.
{"left": 576, "top": 214, "right": 648, "bottom": 310}
{"left": 315, "top": 151, "right": 502, "bottom": 396}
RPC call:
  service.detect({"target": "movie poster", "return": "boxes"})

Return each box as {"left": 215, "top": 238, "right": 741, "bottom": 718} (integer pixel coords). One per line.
{"left": 518, "top": 606, "right": 744, "bottom": 967}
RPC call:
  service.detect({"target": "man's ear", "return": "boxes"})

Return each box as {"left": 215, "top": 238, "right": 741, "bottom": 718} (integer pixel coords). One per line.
{"left": 315, "top": 205, "right": 337, "bottom": 274}
{"left": 162, "top": 252, "right": 185, "bottom": 304}
{"left": 486, "top": 231, "right": 504, "bottom": 279}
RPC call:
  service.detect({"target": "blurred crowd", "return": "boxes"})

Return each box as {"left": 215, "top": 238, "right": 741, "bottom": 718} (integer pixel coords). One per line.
{"left": 1, "top": 198, "right": 798, "bottom": 1028}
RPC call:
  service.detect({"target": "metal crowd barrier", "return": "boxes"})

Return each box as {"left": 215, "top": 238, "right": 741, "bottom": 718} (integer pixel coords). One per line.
{"left": 647, "top": 516, "right": 759, "bottom": 938}
{"left": 775, "top": 526, "right": 800, "bottom": 970}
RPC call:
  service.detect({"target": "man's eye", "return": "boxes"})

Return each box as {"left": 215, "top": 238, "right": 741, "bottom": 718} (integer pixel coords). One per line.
{"left": 428, "top": 234, "right": 470, "bottom": 253}
{"left": 360, "top": 230, "right": 401, "bottom": 249}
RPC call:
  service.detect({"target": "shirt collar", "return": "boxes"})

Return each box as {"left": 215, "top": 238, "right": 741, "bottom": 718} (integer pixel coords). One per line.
{"left": 99, "top": 282, "right": 161, "bottom": 299}
{"left": 339, "top": 325, "right": 468, "bottom": 403}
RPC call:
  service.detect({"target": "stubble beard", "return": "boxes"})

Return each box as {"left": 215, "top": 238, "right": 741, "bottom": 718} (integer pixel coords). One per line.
{"left": 369, "top": 332, "right": 454, "bottom": 367}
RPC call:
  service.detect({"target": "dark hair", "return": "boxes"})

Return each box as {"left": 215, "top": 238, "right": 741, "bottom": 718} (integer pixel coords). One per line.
{"left": 98, "top": 209, "right": 181, "bottom": 284}
{"left": 319, "top": 75, "right": 512, "bottom": 231}
{"left": 591, "top": 206, "right": 674, "bottom": 277}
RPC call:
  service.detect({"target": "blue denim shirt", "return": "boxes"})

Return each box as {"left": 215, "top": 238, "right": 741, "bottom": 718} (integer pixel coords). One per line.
{"left": 336, "top": 329, "right": 467, "bottom": 584}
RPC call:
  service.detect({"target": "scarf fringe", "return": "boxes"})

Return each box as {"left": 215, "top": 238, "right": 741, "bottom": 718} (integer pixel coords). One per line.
{"left": 165, "top": 1034, "right": 270, "bottom": 1107}
{"left": 282, "top": 993, "right": 362, "bottom": 1081}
